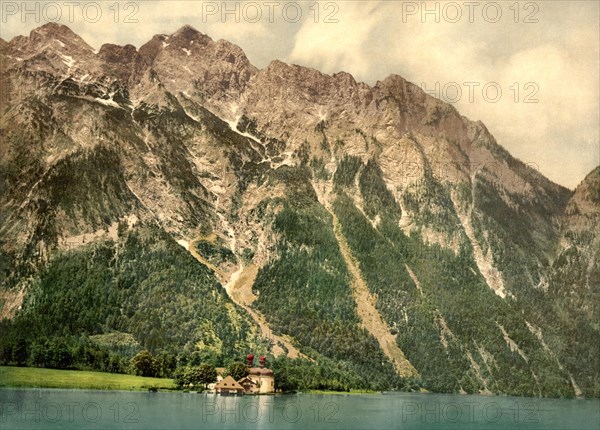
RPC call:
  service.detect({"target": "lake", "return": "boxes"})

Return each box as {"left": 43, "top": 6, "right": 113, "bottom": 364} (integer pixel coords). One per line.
{"left": 0, "top": 388, "right": 598, "bottom": 429}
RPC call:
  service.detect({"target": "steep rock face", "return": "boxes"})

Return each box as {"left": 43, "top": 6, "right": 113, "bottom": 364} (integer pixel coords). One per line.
{"left": 135, "top": 25, "right": 257, "bottom": 116}
{"left": 96, "top": 43, "right": 138, "bottom": 81}
{"left": 237, "top": 57, "right": 570, "bottom": 284}
{"left": 564, "top": 167, "right": 600, "bottom": 223}
{"left": 556, "top": 166, "right": 600, "bottom": 307}
{"left": 536, "top": 167, "right": 600, "bottom": 396}
{"left": 0, "top": 24, "right": 597, "bottom": 396}
{"left": 2, "top": 23, "right": 96, "bottom": 78}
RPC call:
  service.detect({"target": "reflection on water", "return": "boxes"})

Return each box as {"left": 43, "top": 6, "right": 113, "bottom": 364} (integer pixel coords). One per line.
{"left": 0, "top": 388, "right": 598, "bottom": 429}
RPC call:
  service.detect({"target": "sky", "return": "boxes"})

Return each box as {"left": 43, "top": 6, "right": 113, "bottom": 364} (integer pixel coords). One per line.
{"left": 1, "top": 0, "right": 598, "bottom": 189}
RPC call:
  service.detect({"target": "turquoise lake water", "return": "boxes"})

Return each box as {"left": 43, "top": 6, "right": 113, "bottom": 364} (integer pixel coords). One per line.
{"left": 1, "top": 388, "right": 598, "bottom": 429}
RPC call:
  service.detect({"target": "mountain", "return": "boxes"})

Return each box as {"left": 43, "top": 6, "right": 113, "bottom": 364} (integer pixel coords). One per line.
{"left": 0, "top": 23, "right": 597, "bottom": 396}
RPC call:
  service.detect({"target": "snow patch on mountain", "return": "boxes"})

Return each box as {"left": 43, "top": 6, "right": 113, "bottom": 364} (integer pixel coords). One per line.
{"left": 94, "top": 97, "right": 121, "bottom": 108}
{"left": 58, "top": 52, "right": 75, "bottom": 68}
{"left": 225, "top": 116, "right": 262, "bottom": 145}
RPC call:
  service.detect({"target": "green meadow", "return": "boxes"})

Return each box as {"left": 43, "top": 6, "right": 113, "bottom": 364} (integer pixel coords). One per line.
{"left": 0, "top": 366, "right": 176, "bottom": 391}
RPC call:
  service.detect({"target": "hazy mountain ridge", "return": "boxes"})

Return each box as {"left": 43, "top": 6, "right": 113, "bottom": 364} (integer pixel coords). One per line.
{"left": 0, "top": 23, "right": 597, "bottom": 396}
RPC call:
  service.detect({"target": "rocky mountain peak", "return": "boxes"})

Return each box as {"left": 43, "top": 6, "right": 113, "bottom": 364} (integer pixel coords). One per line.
{"left": 172, "top": 24, "right": 205, "bottom": 41}
{"left": 213, "top": 38, "right": 253, "bottom": 66}
{"left": 0, "top": 23, "right": 96, "bottom": 78}
{"left": 377, "top": 74, "right": 426, "bottom": 102}
{"left": 98, "top": 43, "right": 138, "bottom": 64}
{"left": 138, "top": 34, "right": 170, "bottom": 64}
{"left": 28, "top": 22, "right": 92, "bottom": 52}
{"left": 263, "top": 59, "right": 290, "bottom": 76}
{"left": 332, "top": 71, "right": 357, "bottom": 87}
{"left": 29, "top": 22, "right": 73, "bottom": 38}
{"left": 380, "top": 73, "right": 409, "bottom": 85}
{"left": 566, "top": 166, "right": 600, "bottom": 216}
{"left": 260, "top": 60, "right": 335, "bottom": 97}
{"left": 265, "top": 59, "right": 323, "bottom": 78}
{"left": 2, "top": 35, "right": 27, "bottom": 52}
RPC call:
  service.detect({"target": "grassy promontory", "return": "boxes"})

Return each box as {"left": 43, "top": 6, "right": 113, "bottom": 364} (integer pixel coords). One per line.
{"left": 0, "top": 366, "right": 176, "bottom": 391}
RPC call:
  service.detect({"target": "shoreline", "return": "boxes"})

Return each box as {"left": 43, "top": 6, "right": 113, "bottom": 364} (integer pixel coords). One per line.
{"left": 2, "top": 385, "right": 597, "bottom": 403}
{"left": 1, "top": 367, "right": 595, "bottom": 400}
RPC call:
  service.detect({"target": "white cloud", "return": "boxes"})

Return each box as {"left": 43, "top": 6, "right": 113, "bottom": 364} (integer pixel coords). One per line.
{"left": 287, "top": 1, "right": 382, "bottom": 79}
